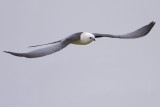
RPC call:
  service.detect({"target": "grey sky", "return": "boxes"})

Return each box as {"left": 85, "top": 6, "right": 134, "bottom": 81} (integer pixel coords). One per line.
{"left": 0, "top": 0, "right": 160, "bottom": 107}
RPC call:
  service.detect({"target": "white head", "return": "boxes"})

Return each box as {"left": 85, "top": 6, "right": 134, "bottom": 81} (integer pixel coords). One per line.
{"left": 80, "top": 32, "right": 95, "bottom": 45}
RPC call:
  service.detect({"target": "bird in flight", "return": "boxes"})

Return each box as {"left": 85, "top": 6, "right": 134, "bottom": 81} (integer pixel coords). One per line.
{"left": 4, "top": 21, "right": 155, "bottom": 58}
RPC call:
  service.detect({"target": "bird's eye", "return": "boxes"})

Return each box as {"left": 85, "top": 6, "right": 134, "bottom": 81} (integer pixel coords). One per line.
{"left": 89, "top": 37, "right": 92, "bottom": 39}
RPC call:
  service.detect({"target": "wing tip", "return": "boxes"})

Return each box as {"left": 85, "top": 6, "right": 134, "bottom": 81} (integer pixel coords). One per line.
{"left": 3, "top": 51, "right": 11, "bottom": 54}
{"left": 150, "top": 21, "right": 156, "bottom": 26}
{"left": 145, "top": 21, "right": 156, "bottom": 35}
{"left": 3, "top": 51, "right": 26, "bottom": 57}
{"left": 139, "top": 21, "right": 156, "bottom": 38}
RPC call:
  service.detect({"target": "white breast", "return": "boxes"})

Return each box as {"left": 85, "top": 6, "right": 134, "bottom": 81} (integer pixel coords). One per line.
{"left": 72, "top": 32, "right": 95, "bottom": 45}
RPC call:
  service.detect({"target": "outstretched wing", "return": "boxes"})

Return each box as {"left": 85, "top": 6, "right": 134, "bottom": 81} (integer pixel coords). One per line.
{"left": 4, "top": 32, "right": 81, "bottom": 58}
{"left": 4, "top": 43, "right": 68, "bottom": 58}
{"left": 93, "top": 21, "right": 155, "bottom": 39}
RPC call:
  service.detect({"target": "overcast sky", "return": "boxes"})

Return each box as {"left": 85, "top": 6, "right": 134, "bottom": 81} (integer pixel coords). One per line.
{"left": 0, "top": 0, "right": 160, "bottom": 107}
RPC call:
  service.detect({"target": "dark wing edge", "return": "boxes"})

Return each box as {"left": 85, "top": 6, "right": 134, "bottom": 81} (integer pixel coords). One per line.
{"left": 4, "top": 32, "right": 81, "bottom": 58}
{"left": 4, "top": 51, "right": 27, "bottom": 57}
{"left": 28, "top": 40, "right": 62, "bottom": 48}
{"left": 93, "top": 21, "right": 155, "bottom": 39}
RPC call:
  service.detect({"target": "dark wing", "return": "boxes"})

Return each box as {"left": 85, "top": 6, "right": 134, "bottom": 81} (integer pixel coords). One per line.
{"left": 4, "top": 32, "right": 81, "bottom": 58}
{"left": 93, "top": 21, "right": 155, "bottom": 39}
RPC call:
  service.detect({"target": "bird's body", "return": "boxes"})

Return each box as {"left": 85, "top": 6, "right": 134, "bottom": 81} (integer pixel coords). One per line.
{"left": 4, "top": 21, "right": 155, "bottom": 58}
{"left": 72, "top": 32, "right": 95, "bottom": 45}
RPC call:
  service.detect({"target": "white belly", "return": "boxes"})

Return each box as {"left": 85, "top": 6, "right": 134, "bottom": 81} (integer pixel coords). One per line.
{"left": 72, "top": 40, "right": 92, "bottom": 45}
